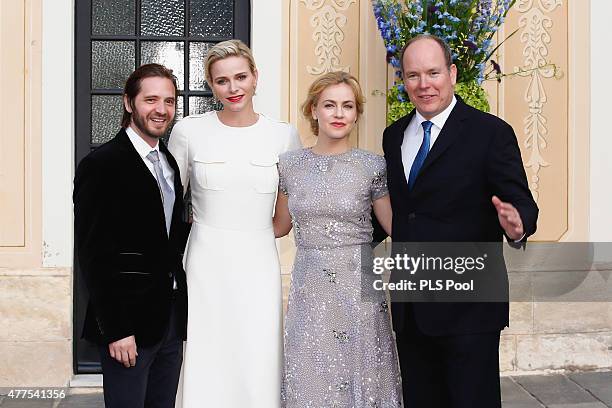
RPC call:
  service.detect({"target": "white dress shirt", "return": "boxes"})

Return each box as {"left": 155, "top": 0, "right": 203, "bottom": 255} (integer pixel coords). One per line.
{"left": 401, "top": 96, "right": 457, "bottom": 182}
{"left": 126, "top": 126, "right": 175, "bottom": 195}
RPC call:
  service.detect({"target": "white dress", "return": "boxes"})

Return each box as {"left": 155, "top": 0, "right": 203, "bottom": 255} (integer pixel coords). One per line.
{"left": 168, "top": 111, "right": 301, "bottom": 408}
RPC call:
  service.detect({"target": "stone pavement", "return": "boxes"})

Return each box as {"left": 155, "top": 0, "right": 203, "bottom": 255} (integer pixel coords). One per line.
{"left": 0, "top": 371, "right": 610, "bottom": 407}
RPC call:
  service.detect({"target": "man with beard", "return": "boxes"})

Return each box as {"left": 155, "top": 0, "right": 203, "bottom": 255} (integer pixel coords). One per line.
{"left": 74, "top": 64, "right": 188, "bottom": 407}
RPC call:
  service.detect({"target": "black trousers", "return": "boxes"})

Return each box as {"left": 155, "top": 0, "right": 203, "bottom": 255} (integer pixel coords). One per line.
{"left": 396, "top": 309, "right": 501, "bottom": 408}
{"left": 99, "top": 301, "right": 183, "bottom": 408}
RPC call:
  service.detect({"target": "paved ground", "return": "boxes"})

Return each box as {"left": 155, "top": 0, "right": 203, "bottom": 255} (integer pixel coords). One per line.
{"left": 0, "top": 371, "right": 610, "bottom": 407}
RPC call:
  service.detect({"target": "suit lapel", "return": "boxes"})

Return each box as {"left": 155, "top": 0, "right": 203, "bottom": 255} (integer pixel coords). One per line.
{"left": 116, "top": 129, "right": 161, "bottom": 192}
{"left": 116, "top": 129, "right": 168, "bottom": 239}
{"left": 414, "top": 97, "right": 469, "bottom": 185}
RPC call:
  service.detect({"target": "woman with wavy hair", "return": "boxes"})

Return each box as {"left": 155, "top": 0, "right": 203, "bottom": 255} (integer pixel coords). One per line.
{"left": 274, "top": 71, "right": 402, "bottom": 407}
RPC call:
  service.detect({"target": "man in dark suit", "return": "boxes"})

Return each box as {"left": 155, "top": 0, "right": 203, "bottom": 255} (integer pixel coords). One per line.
{"left": 382, "top": 35, "right": 538, "bottom": 407}
{"left": 74, "top": 64, "right": 188, "bottom": 408}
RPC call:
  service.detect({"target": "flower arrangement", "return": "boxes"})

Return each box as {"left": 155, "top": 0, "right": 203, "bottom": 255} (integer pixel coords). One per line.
{"left": 373, "top": 0, "right": 517, "bottom": 123}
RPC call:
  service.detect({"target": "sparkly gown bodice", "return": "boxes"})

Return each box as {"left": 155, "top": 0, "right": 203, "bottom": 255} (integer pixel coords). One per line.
{"left": 279, "top": 148, "right": 403, "bottom": 408}
{"left": 281, "top": 149, "right": 387, "bottom": 250}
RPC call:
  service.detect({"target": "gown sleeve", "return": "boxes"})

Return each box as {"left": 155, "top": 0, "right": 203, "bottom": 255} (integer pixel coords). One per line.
{"left": 168, "top": 119, "right": 190, "bottom": 193}
{"left": 371, "top": 155, "right": 389, "bottom": 201}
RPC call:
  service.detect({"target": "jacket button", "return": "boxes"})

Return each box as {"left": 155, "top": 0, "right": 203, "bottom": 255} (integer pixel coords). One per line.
{"left": 408, "top": 212, "right": 416, "bottom": 220}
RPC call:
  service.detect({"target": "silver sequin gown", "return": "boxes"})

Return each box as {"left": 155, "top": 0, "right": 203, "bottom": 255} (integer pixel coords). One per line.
{"left": 279, "top": 148, "right": 403, "bottom": 408}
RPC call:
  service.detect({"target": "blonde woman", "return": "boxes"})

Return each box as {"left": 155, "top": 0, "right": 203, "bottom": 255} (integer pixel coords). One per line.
{"left": 274, "top": 72, "right": 402, "bottom": 407}
{"left": 169, "top": 40, "right": 300, "bottom": 407}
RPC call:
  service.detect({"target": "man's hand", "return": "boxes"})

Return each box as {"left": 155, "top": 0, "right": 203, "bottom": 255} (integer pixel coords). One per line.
{"left": 108, "top": 335, "right": 138, "bottom": 368}
{"left": 492, "top": 195, "right": 524, "bottom": 241}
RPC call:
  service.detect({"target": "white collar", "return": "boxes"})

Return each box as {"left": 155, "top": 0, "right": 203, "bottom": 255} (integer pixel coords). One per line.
{"left": 125, "top": 126, "right": 160, "bottom": 160}
{"left": 415, "top": 95, "right": 457, "bottom": 130}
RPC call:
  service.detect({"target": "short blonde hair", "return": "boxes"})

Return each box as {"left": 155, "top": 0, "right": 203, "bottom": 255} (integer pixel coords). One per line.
{"left": 204, "top": 39, "right": 257, "bottom": 88}
{"left": 301, "top": 71, "right": 365, "bottom": 136}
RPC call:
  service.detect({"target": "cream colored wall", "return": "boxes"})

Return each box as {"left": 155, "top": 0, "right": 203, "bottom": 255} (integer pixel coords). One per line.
{"left": 0, "top": 0, "right": 26, "bottom": 247}
{"left": 0, "top": 0, "right": 42, "bottom": 267}
{"left": 41, "top": 0, "right": 74, "bottom": 268}
{"left": 289, "top": 0, "right": 362, "bottom": 147}
{"left": 0, "top": 0, "right": 72, "bottom": 387}
{"left": 252, "top": 0, "right": 286, "bottom": 121}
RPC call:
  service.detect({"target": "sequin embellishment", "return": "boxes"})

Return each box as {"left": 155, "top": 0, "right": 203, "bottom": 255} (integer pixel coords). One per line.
{"left": 333, "top": 330, "right": 349, "bottom": 343}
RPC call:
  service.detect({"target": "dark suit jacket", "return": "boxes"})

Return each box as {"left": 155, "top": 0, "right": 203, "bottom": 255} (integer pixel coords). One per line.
{"left": 73, "top": 129, "right": 188, "bottom": 347}
{"left": 382, "top": 97, "right": 538, "bottom": 336}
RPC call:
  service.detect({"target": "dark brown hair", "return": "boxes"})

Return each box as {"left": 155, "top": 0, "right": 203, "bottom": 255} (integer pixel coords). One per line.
{"left": 121, "top": 63, "right": 178, "bottom": 128}
{"left": 400, "top": 34, "right": 453, "bottom": 75}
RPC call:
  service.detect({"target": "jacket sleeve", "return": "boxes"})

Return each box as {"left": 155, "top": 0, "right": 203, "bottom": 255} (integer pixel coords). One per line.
{"left": 73, "top": 155, "right": 134, "bottom": 343}
{"left": 486, "top": 121, "right": 539, "bottom": 239}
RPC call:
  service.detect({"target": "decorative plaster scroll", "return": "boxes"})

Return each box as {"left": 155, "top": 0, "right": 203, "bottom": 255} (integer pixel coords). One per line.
{"left": 513, "top": 0, "right": 562, "bottom": 202}
{"left": 516, "top": 0, "right": 562, "bottom": 13}
{"left": 301, "top": 0, "right": 356, "bottom": 75}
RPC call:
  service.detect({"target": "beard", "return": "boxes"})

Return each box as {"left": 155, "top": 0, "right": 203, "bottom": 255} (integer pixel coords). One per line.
{"left": 130, "top": 105, "right": 171, "bottom": 140}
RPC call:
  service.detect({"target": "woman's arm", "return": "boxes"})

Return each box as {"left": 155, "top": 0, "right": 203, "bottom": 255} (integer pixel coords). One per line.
{"left": 373, "top": 195, "right": 392, "bottom": 236}
{"left": 273, "top": 191, "right": 292, "bottom": 238}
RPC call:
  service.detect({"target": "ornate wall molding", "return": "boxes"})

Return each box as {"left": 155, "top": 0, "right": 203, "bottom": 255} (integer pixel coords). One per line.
{"left": 513, "top": 0, "right": 562, "bottom": 201}
{"left": 300, "top": 0, "right": 356, "bottom": 74}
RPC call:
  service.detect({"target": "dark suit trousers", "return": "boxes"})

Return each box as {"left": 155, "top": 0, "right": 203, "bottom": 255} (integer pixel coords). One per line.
{"left": 396, "top": 309, "right": 501, "bottom": 408}
{"left": 99, "top": 301, "right": 183, "bottom": 408}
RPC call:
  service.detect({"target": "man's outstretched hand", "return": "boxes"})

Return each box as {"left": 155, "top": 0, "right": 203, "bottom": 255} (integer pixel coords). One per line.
{"left": 492, "top": 195, "right": 524, "bottom": 241}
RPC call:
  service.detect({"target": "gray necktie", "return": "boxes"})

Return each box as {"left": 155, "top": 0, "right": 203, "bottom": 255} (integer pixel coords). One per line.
{"left": 146, "top": 150, "right": 175, "bottom": 235}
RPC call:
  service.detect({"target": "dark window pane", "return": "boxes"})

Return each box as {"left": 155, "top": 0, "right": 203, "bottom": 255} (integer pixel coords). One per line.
{"left": 141, "top": 0, "right": 185, "bottom": 37}
{"left": 91, "top": 95, "right": 124, "bottom": 144}
{"left": 189, "top": 42, "right": 215, "bottom": 91}
{"left": 92, "top": 0, "right": 135, "bottom": 36}
{"left": 188, "top": 96, "right": 221, "bottom": 115}
{"left": 176, "top": 95, "right": 184, "bottom": 120}
{"left": 141, "top": 41, "right": 185, "bottom": 90}
{"left": 91, "top": 41, "right": 135, "bottom": 89}
{"left": 190, "top": 0, "right": 233, "bottom": 38}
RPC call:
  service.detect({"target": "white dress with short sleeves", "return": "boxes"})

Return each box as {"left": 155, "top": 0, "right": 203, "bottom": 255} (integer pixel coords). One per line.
{"left": 168, "top": 111, "right": 301, "bottom": 408}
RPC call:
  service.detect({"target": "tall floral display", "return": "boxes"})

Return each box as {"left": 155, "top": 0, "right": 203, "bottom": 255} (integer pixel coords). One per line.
{"left": 373, "top": 0, "right": 516, "bottom": 123}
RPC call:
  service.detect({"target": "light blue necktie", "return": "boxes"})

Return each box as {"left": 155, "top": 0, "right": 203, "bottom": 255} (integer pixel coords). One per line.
{"left": 408, "top": 120, "right": 433, "bottom": 191}
{"left": 146, "top": 150, "right": 175, "bottom": 235}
